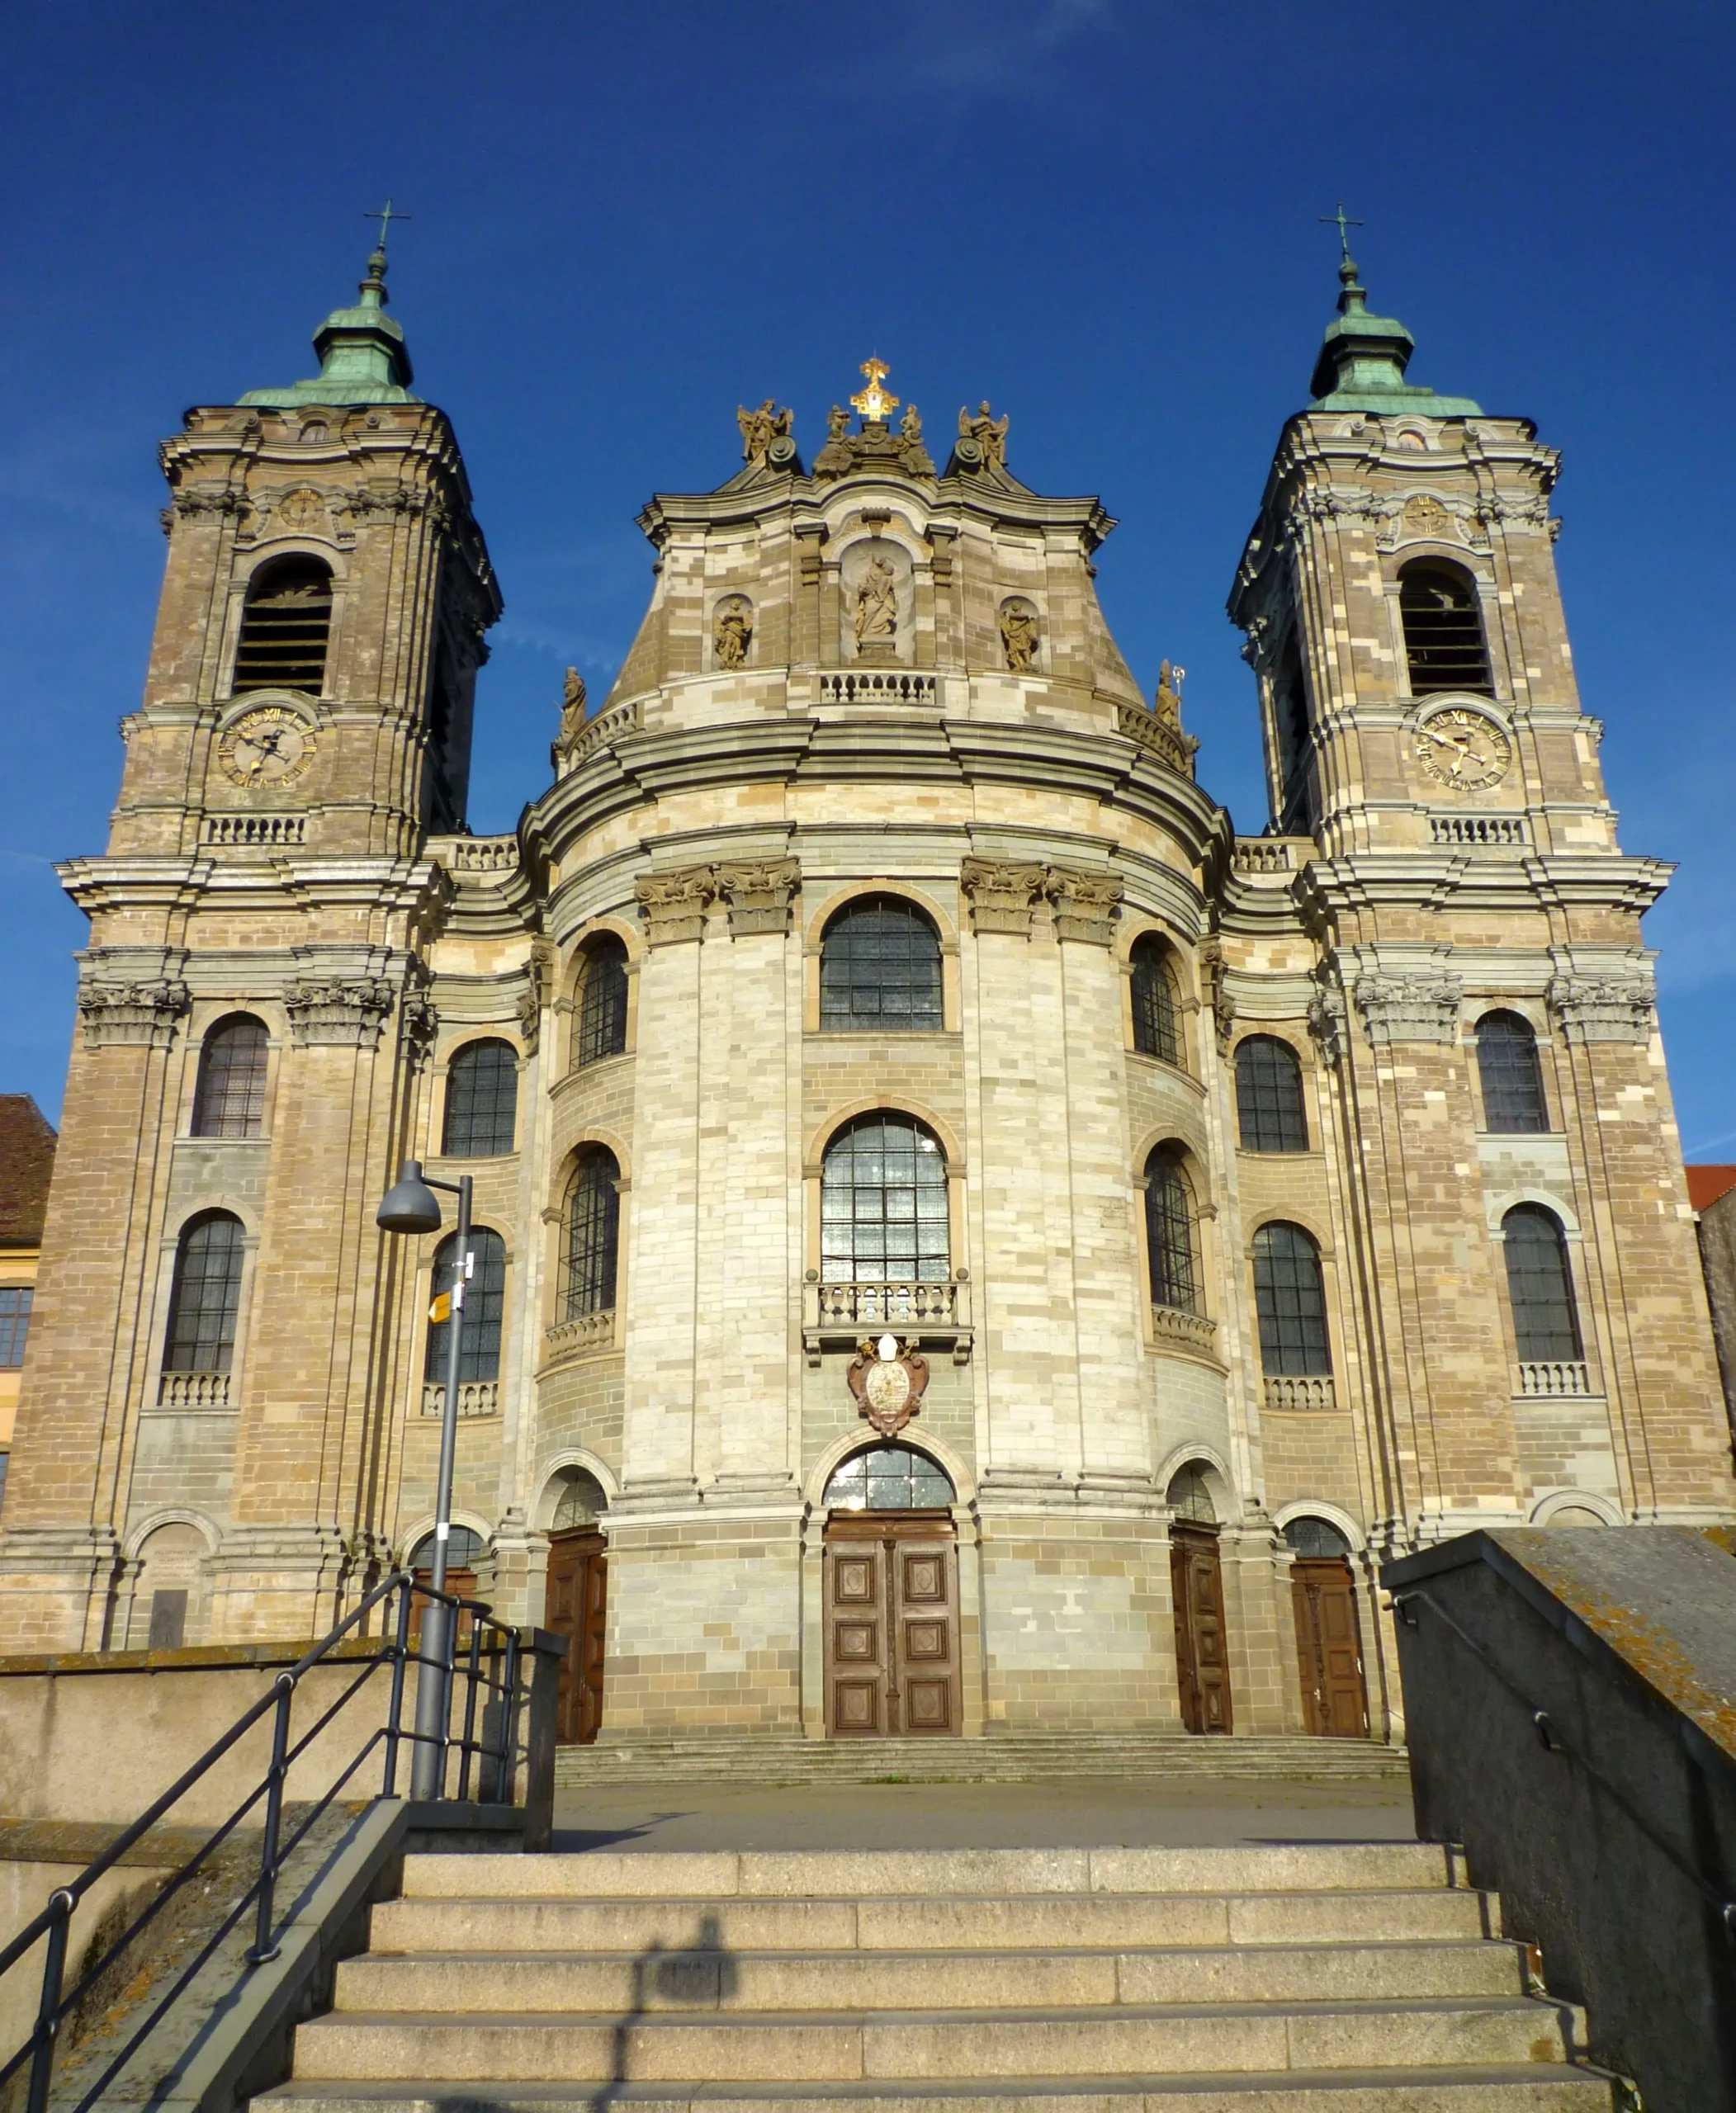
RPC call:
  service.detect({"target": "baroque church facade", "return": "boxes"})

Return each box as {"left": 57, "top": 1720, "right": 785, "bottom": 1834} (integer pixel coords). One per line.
{"left": 2, "top": 236, "right": 1729, "bottom": 1747}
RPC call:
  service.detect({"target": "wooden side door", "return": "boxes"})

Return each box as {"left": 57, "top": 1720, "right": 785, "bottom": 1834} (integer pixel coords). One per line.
{"left": 546, "top": 1529, "right": 608, "bottom": 1745}
{"left": 1171, "top": 1524, "right": 1234, "bottom": 1734}
{"left": 824, "top": 1531, "right": 889, "bottom": 1736}
{"left": 1291, "top": 1557, "right": 1369, "bottom": 1738}
{"left": 891, "top": 1531, "right": 961, "bottom": 1737}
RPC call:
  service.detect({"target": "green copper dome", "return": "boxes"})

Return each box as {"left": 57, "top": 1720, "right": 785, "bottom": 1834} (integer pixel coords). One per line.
{"left": 238, "top": 246, "right": 419, "bottom": 408}
{"left": 1307, "top": 254, "right": 1480, "bottom": 418}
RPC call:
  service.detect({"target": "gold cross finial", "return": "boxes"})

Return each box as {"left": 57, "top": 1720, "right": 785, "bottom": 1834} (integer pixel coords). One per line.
{"left": 849, "top": 357, "right": 899, "bottom": 423}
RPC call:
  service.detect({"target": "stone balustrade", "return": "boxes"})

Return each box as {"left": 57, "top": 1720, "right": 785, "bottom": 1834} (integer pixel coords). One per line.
{"left": 201, "top": 814, "right": 306, "bottom": 848}
{"left": 421, "top": 1379, "right": 500, "bottom": 1418}
{"left": 802, "top": 1274, "right": 972, "bottom": 1365}
{"left": 543, "top": 1310, "right": 616, "bottom": 1361}
{"left": 1517, "top": 1359, "right": 1593, "bottom": 1398}
{"left": 817, "top": 670, "right": 938, "bottom": 707}
{"left": 1263, "top": 1373, "right": 1336, "bottom": 1413}
{"left": 1429, "top": 812, "right": 1530, "bottom": 850}
{"left": 157, "top": 1371, "right": 231, "bottom": 1408}
{"left": 1149, "top": 1304, "right": 1220, "bottom": 1356}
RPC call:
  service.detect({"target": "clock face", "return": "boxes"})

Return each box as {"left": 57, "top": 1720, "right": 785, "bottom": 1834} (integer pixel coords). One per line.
{"left": 217, "top": 705, "right": 315, "bottom": 788}
{"left": 1414, "top": 706, "right": 1511, "bottom": 793}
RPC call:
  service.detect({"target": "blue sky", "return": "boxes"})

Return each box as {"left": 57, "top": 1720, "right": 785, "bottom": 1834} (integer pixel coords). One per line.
{"left": 2, "top": 2, "right": 1732, "bottom": 1151}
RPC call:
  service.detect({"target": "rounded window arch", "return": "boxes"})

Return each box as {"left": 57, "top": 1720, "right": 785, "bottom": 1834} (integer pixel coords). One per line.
{"left": 823, "top": 1442, "right": 955, "bottom": 1512}
{"left": 820, "top": 896, "right": 943, "bottom": 1033}
{"left": 442, "top": 1039, "right": 518, "bottom": 1157}
{"left": 192, "top": 1014, "right": 269, "bottom": 1138}
{"left": 1476, "top": 1010, "right": 1549, "bottom": 1134}
{"left": 1144, "top": 1146, "right": 1199, "bottom": 1314}
{"left": 234, "top": 554, "right": 333, "bottom": 694}
{"left": 409, "top": 1526, "right": 486, "bottom": 1572}
{"left": 163, "top": 1211, "right": 246, "bottom": 1375}
{"left": 561, "top": 1147, "right": 622, "bottom": 1319}
{"left": 551, "top": 1468, "right": 610, "bottom": 1532}
{"left": 1502, "top": 1204, "right": 1582, "bottom": 1362}
{"left": 425, "top": 1227, "right": 507, "bottom": 1385}
{"left": 1251, "top": 1222, "right": 1332, "bottom": 1377}
{"left": 1235, "top": 1036, "right": 1308, "bottom": 1153}
{"left": 573, "top": 934, "right": 629, "bottom": 1069}
{"left": 1283, "top": 1515, "right": 1351, "bottom": 1559}
{"left": 1399, "top": 560, "right": 1492, "bottom": 698}
{"left": 821, "top": 1114, "right": 948, "bottom": 1284}
{"left": 1166, "top": 1463, "right": 1218, "bottom": 1525}
{"left": 1129, "top": 935, "right": 1183, "bottom": 1066}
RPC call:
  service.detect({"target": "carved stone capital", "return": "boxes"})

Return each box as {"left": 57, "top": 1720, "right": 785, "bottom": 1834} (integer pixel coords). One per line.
{"left": 1354, "top": 970, "right": 1463, "bottom": 1047}
{"left": 960, "top": 858, "right": 1048, "bottom": 937}
{"left": 78, "top": 978, "right": 192, "bottom": 1051}
{"left": 399, "top": 989, "right": 439, "bottom": 1070}
{"left": 635, "top": 864, "right": 719, "bottom": 946}
{"left": 1044, "top": 865, "right": 1123, "bottom": 947}
{"left": 1196, "top": 938, "right": 1236, "bottom": 1052}
{"left": 1308, "top": 984, "right": 1349, "bottom": 1068}
{"left": 716, "top": 858, "right": 801, "bottom": 937}
{"left": 283, "top": 976, "right": 397, "bottom": 1047}
{"left": 1546, "top": 971, "right": 1654, "bottom": 1045}
{"left": 516, "top": 937, "right": 558, "bottom": 1049}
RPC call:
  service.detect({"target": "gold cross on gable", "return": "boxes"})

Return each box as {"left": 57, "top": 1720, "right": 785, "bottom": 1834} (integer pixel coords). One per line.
{"left": 849, "top": 357, "right": 900, "bottom": 423}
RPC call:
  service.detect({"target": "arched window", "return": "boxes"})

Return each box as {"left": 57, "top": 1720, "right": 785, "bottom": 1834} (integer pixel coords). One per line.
{"left": 561, "top": 1149, "right": 621, "bottom": 1319}
{"left": 409, "top": 1527, "right": 485, "bottom": 1572}
{"left": 552, "top": 1469, "right": 609, "bottom": 1531}
{"left": 1144, "top": 1146, "right": 1198, "bottom": 1314}
{"left": 573, "top": 936, "right": 629, "bottom": 1069}
{"left": 1251, "top": 1222, "right": 1332, "bottom": 1377}
{"left": 1129, "top": 936, "right": 1182, "bottom": 1066}
{"left": 1399, "top": 563, "right": 1493, "bottom": 697}
{"left": 1283, "top": 1515, "right": 1350, "bottom": 1559}
{"left": 1476, "top": 1011, "right": 1549, "bottom": 1134}
{"left": 192, "top": 1015, "right": 268, "bottom": 1139}
{"left": 823, "top": 1443, "right": 955, "bottom": 1511}
{"left": 1166, "top": 1463, "right": 1218, "bottom": 1524}
{"left": 233, "top": 555, "right": 333, "bottom": 694}
{"left": 820, "top": 897, "right": 944, "bottom": 1033}
{"left": 163, "top": 1212, "right": 245, "bottom": 1374}
{"left": 1236, "top": 1037, "right": 1308, "bottom": 1152}
{"left": 821, "top": 1116, "right": 948, "bottom": 1283}
{"left": 1502, "top": 1206, "right": 1582, "bottom": 1362}
{"left": 442, "top": 1040, "right": 518, "bottom": 1157}
{"left": 425, "top": 1227, "right": 507, "bottom": 1385}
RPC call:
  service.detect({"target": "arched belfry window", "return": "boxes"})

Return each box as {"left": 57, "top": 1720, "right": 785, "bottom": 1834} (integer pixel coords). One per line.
{"left": 573, "top": 936, "right": 629, "bottom": 1069}
{"left": 1251, "top": 1222, "right": 1332, "bottom": 1377}
{"left": 1129, "top": 936, "right": 1182, "bottom": 1066}
{"left": 442, "top": 1040, "right": 518, "bottom": 1157}
{"left": 561, "top": 1149, "right": 621, "bottom": 1320}
{"left": 192, "top": 1015, "right": 268, "bottom": 1138}
{"left": 1399, "top": 563, "right": 1493, "bottom": 698}
{"left": 233, "top": 555, "right": 333, "bottom": 694}
{"left": 1236, "top": 1037, "right": 1308, "bottom": 1153}
{"left": 820, "top": 897, "right": 943, "bottom": 1032}
{"left": 163, "top": 1212, "right": 245, "bottom": 1375}
{"left": 425, "top": 1227, "right": 507, "bottom": 1384}
{"left": 1502, "top": 1205, "right": 1582, "bottom": 1362}
{"left": 821, "top": 1116, "right": 948, "bottom": 1283}
{"left": 823, "top": 1443, "right": 955, "bottom": 1511}
{"left": 1476, "top": 1012, "right": 1549, "bottom": 1134}
{"left": 1144, "top": 1146, "right": 1198, "bottom": 1314}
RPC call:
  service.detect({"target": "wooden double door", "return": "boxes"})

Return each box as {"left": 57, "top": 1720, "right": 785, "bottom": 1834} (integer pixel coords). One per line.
{"left": 824, "top": 1512, "right": 961, "bottom": 1737}
{"left": 1171, "top": 1523, "right": 1234, "bottom": 1734}
{"left": 544, "top": 1529, "right": 608, "bottom": 1745}
{"left": 1290, "top": 1557, "right": 1370, "bottom": 1737}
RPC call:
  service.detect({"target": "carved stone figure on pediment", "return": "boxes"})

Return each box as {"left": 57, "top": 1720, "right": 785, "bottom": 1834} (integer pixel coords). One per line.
{"left": 813, "top": 406, "right": 856, "bottom": 481}
{"left": 558, "top": 667, "right": 586, "bottom": 740}
{"left": 958, "top": 401, "right": 1010, "bottom": 470}
{"left": 713, "top": 596, "right": 754, "bottom": 670}
{"left": 736, "top": 399, "right": 792, "bottom": 464}
{"left": 999, "top": 598, "right": 1040, "bottom": 672}
{"left": 896, "top": 404, "right": 935, "bottom": 477}
{"left": 960, "top": 858, "right": 1048, "bottom": 936}
{"left": 1154, "top": 660, "right": 1182, "bottom": 726}
{"left": 635, "top": 864, "right": 719, "bottom": 946}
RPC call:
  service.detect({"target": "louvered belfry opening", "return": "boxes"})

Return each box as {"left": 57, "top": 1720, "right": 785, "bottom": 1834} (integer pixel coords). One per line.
{"left": 234, "top": 555, "right": 333, "bottom": 693}
{"left": 1399, "top": 563, "right": 1493, "bottom": 697}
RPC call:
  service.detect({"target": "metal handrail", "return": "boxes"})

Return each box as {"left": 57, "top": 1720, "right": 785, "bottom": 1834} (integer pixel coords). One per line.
{"left": 1393, "top": 1586, "right": 1736, "bottom": 1931}
{"left": 0, "top": 1569, "right": 523, "bottom": 2113}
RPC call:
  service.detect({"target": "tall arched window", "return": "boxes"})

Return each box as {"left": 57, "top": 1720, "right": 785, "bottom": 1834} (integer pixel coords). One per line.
{"left": 1251, "top": 1222, "right": 1332, "bottom": 1377}
{"left": 561, "top": 1149, "right": 621, "bottom": 1319}
{"left": 442, "top": 1040, "right": 518, "bottom": 1157}
{"left": 821, "top": 1116, "right": 948, "bottom": 1283}
{"left": 820, "top": 897, "right": 943, "bottom": 1032}
{"left": 573, "top": 936, "right": 629, "bottom": 1068}
{"left": 233, "top": 555, "right": 333, "bottom": 694}
{"left": 163, "top": 1212, "right": 246, "bottom": 1374}
{"left": 425, "top": 1227, "right": 507, "bottom": 1384}
{"left": 1144, "top": 1146, "right": 1198, "bottom": 1314}
{"left": 1129, "top": 936, "right": 1182, "bottom": 1066}
{"left": 1399, "top": 563, "right": 1493, "bottom": 697}
{"left": 1502, "top": 1206, "right": 1582, "bottom": 1362}
{"left": 1235, "top": 1037, "right": 1308, "bottom": 1152}
{"left": 1476, "top": 1011, "right": 1549, "bottom": 1134}
{"left": 192, "top": 1015, "right": 269, "bottom": 1138}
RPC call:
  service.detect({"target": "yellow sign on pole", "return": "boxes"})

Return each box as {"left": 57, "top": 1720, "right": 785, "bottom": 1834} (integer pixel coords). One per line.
{"left": 428, "top": 1292, "right": 452, "bottom": 1325}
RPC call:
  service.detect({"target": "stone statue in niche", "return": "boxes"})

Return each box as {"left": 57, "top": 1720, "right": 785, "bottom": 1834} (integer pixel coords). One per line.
{"left": 958, "top": 400, "right": 1010, "bottom": 470}
{"left": 736, "top": 399, "right": 792, "bottom": 462}
{"left": 1000, "top": 598, "right": 1039, "bottom": 672}
{"left": 713, "top": 597, "right": 753, "bottom": 669}
{"left": 854, "top": 554, "right": 899, "bottom": 647}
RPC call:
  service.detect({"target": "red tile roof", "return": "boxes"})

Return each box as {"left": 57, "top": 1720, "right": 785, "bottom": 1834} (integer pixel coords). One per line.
{"left": 1687, "top": 1165, "right": 1736, "bottom": 1212}
{"left": 0, "top": 1096, "right": 57, "bottom": 1249}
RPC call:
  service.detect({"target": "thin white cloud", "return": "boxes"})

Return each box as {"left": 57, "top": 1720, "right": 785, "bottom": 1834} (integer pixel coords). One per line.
{"left": 894, "top": 0, "right": 1114, "bottom": 94}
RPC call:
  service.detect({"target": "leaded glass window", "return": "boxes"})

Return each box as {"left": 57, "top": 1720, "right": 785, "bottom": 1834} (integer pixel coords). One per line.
{"left": 1236, "top": 1037, "right": 1308, "bottom": 1152}
{"left": 574, "top": 937, "right": 629, "bottom": 1067}
{"left": 163, "top": 1212, "right": 245, "bottom": 1373}
{"left": 410, "top": 1527, "right": 485, "bottom": 1571}
{"left": 821, "top": 1117, "right": 948, "bottom": 1283}
{"left": 1284, "top": 1515, "right": 1350, "bottom": 1558}
{"left": 0, "top": 1288, "right": 33, "bottom": 1368}
{"left": 1251, "top": 1222, "right": 1332, "bottom": 1377}
{"left": 820, "top": 898, "right": 943, "bottom": 1032}
{"left": 233, "top": 555, "right": 333, "bottom": 693}
{"left": 561, "top": 1149, "right": 621, "bottom": 1319}
{"left": 1502, "top": 1206, "right": 1582, "bottom": 1361}
{"left": 1476, "top": 1012, "right": 1549, "bottom": 1134}
{"left": 1130, "top": 937, "right": 1181, "bottom": 1066}
{"left": 442, "top": 1039, "right": 518, "bottom": 1157}
{"left": 192, "top": 1014, "right": 268, "bottom": 1138}
{"left": 1145, "top": 1147, "right": 1198, "bottom": 1313}
{"left": 1399, "top": 563, "right": 1493, "bottom": 697}
{"left": 823, "top": 1443, "right": 955, "bottom": 1511}
{"left": 425, "top": 1227, "right": 507, "bottom": 1384}
{"left": 1166, "top": 1464, "right": 1218, "bottom": 1524}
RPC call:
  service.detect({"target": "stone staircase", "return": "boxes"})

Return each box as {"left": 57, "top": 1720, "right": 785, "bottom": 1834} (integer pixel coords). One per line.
{"left": 556, "top": 1733, "right": 1410, "bottom": 1789}
{"left": 257, "top": 1844, "right": 1613, "bottom": 2110}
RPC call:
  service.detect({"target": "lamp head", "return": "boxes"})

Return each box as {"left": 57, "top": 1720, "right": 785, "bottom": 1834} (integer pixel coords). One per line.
{"left": 376, "top": 1160, "right": 443, "bottom": 1235}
